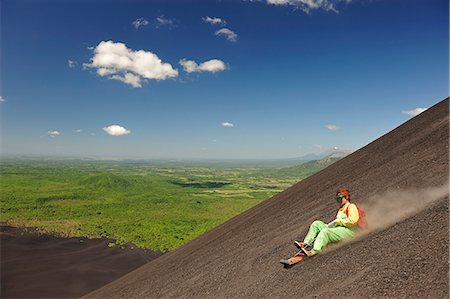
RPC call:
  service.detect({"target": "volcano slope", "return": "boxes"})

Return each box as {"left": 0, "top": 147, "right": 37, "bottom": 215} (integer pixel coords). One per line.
{"left": 86, "top": 98, "right": 449, "bottom": 299}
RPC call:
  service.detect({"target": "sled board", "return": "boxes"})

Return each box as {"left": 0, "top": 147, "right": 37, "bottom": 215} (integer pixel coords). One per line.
{"left": 280, "top": 250, "right": 306, "bottom": 268}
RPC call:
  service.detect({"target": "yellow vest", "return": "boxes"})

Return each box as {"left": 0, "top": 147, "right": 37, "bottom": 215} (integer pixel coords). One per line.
{"left": 335, "top": 202, "right": 359, "bottom": 229}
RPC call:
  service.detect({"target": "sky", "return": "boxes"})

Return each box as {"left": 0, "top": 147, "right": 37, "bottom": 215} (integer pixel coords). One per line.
{"left": 1, "top": 0, "right": 448, "bottom": 159}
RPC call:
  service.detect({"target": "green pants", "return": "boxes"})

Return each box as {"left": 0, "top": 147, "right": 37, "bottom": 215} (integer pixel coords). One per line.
{"left": 303, "top": 220, "right": 355, "bottom": 253}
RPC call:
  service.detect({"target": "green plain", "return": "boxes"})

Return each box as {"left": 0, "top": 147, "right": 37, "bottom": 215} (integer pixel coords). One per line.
{"left": 0, "top": 158, "right": 337, "bottom": 251}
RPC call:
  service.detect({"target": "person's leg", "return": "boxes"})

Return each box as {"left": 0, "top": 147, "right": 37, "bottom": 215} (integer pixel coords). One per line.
{"left": 303, "top": 220, "right": 328, "bottom": 246}
{"left": 312, "top": 226, "right": 354, "bottom": 253}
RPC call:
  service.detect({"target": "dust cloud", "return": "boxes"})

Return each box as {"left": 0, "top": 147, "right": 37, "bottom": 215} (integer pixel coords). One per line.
{"left": 323, "top": 185, "right": 449, "bottom": 252}
{"left": 359, "top": 184, "right": 449, "bottom": 235}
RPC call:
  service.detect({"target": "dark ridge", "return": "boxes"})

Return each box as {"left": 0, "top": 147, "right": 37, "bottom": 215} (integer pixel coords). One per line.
{"left": 0, "top": 225, "right": 163, "bottom": 298}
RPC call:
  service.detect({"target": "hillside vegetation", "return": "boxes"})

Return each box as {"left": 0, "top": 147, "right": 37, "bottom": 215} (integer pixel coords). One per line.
{"left": 80, "top": 173, "right": 133, "bottom": 189}
{"left": 1, "top": 158, "right": 338, "bottom": 251}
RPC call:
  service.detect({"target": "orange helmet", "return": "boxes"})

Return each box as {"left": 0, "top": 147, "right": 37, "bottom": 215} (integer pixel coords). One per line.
{"left": 336, "top": 187, "right": 351, "bottom": 201}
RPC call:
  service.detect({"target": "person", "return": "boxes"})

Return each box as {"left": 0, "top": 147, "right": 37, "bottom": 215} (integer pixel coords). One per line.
{"left": 280, "top": 187, "right": 359, "bottom": 266}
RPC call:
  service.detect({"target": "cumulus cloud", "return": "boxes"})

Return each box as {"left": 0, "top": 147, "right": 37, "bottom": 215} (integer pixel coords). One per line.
{"left": 215, "top": 28, "right": 238, "bottom": 42}
{"left": 155, "top": 15, "right": 175, "bottom": 28}
{"left": 75, "top": 129, "right": 82, "bottom": 133}
{"left": 48, "top": 130, "right": 60, "bottom": 137}
{"left": 324, "top": 124, "right": 339, "bottom": 130}
{"left": 132, "top": 17, "right": 149, "bottom": 29}
{"left": 68, "top": 60, "right": 77, "bottom": 68}
{"left": 266, "top": 0, "right": 349, "bottom": 13}
{"left": 179, "top": 59, "right": 226, "bottom": 73}
{"left": 110, "top": 73, "right": 142, "bottom": 88}
{"left": 222, "top": 122, "right": 234, "bottom": 127}
{"left": 103, "top": 124, "right": 131, "bottom": 136}
{"left": 401, "top": 107, "right": 428, "bottom": 117}
{"left": 202, "top": 16, "right": 226, "bottom": 26}
{"left": 0, "top": 96, "right": 5, "bottom": 103}
{"left": 83, "top": 40, "right": 178, "bottom": 88}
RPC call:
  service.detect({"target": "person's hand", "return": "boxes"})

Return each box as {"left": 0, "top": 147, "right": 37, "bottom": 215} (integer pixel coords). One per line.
{"left": 335, "top": 219, "right": 343, "bottom": 226}
{"left": 327, "top": 220, "right": 337, "bottom": 227}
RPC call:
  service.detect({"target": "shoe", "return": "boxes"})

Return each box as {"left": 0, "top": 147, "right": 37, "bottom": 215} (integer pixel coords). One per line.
{"left": 301, "top": 247, "right": 316, "bottom": 257}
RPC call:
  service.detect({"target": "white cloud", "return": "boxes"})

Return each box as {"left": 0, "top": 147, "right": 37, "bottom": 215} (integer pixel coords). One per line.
{"left": 222, "top": 122, "right": 234, "bottom": 127}
{"left": 314, "top": 144, "right": 323, "bottom": 149}
{"left": 179, "top": 59, "right": 226, "bottom": 73}
{"left": 110, "top": 73, "right": 143, "bottom": 88}
{"left": 75, "top": 129, "right": 82, "bottom": 133}
{"left": 68, "top": 60, "right": 77, "bottom": 68}
{"left": 84, "top": 40, "right": 178, "bottom": 88}
{"left": 132, "top": 17, "right": 149, "bottom": 29}
{"left": 268, "top": 0, "right": 289, "bottom": 4}
{"left": 48, "top": 130, "right": 60, "bottom": 137}
{"left": 202, "top": 16, "right": 226, "bottom": 26}
{"left": 103, "top": 124, "right": 131, "bottom": 136}
{"left": 156, "top": 15, "right": 175, "bottom": 28}
{"left": 0, "top": 96, "right": 5, "bottom": 102}
{"left": 215, "top": 28, "right": 238, "bottom": 42}
{"left": 266, "top": 0, "right": 349, "bottom": 13}
{"left": 401, "top": 107, "right": 428, "bottom": 117}
{"left": 324, "top": 124, "right": 339, "bottom": 130}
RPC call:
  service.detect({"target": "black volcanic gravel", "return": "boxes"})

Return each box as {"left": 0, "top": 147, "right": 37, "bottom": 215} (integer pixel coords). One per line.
{"left": 0, "top": 226, "right": 163, "bottom": 298}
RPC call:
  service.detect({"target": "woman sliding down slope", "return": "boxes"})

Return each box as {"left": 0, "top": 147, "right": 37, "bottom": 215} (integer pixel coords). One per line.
{"left": 280, "top": 187, "right": 366, "bottom": 266}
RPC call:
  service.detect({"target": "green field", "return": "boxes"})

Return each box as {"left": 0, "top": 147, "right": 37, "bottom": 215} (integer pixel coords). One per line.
{"left": 0, "top": 158, "right": 337, "bottom": 251}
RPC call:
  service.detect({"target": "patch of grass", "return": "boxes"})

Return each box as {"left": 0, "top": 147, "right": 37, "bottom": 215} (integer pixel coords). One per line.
{"left": 80, "top": 173, "right": 132, "bottom": 189}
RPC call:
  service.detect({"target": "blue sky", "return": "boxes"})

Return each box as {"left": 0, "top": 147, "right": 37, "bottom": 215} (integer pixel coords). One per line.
{"left": 1, "top": 0, "right": 448, "bottom": 159}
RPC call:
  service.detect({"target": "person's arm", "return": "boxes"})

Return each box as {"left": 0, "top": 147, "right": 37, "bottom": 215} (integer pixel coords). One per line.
{"left": 327, "top": 220, "right": 337, "bottom": 227}
{"left": 336, "top": 204, "right": 359, "bottom": 227}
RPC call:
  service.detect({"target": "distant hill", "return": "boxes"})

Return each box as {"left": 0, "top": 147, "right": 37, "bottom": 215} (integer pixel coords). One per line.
{"left": 273, "top": 155, "right": 342, "bottom": 179}
{"left": 293, "top": 149, "right": 353, "bottom": 161}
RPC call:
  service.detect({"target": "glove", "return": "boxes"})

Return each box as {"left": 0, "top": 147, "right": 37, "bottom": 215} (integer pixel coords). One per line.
{"left": 327, "top": 220, "right": 337, "bottom": 228}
